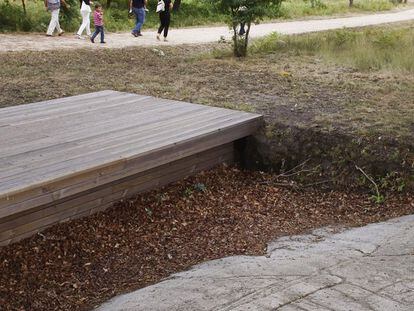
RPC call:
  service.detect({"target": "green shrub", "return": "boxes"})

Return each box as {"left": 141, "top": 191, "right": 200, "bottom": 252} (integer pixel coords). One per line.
{"left": 59, "top": 0, "right": 81, "bottom": 31}
{"left": 0, "top": 0, "right": 79, "bottom": 32}
{"left": 0, "top": 2, "right": 28, "bottom": 31}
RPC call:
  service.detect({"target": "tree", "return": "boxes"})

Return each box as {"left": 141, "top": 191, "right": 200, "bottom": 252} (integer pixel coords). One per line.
{"left": 211, "top": 0, "right": 282, "bottom": 57}
{"left": 349, "top": 0, "right": 353, "bottom": 7}
{"left": 21, "top": 0, "right": 26, "bottom": 14}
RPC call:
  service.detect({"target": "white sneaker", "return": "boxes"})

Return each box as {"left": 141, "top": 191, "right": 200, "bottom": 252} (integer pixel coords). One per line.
{"left": 76, "top": 35, "right": 85, "bottom": 40}
{"left": 156, "top": 34, "right": 160, "bottom": 41}
{"left": 164, "top": 37, "right": 168, "bottom": 42}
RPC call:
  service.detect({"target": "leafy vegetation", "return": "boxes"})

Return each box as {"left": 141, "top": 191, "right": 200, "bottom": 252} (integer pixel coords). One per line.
{"left": 0, "top": 0, "right": 406, "bottom": 32}
{"left": 211, "top": 0, "right": 283, "bottom": 57}
{"left": 0, "top": 0, "right": 82, "bottom": 32}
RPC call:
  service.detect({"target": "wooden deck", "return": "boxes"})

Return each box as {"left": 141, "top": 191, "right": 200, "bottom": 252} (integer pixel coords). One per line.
{"left": 0, "top": 90, "right": 262, "bottom": 245}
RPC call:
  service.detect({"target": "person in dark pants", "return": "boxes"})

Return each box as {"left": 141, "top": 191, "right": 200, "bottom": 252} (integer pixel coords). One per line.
{"left": 130, "top": 0, "right": 147, "bottom": 37}
{"left": 91, "top": 4, "right": 105, "bottom": 43}
{"left": 239, "top": 22, "right": 245, "bottom": 36}
{"left": 157, "top": 0, "right": 173, "bottom": 41}
{"left": 238, "top": 5, "right": 247, "bottom": 36}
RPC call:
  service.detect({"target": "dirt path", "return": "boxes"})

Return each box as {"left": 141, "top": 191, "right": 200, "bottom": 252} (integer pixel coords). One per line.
{"left": 1, "top": 8, "right": 414, "bottom": 52}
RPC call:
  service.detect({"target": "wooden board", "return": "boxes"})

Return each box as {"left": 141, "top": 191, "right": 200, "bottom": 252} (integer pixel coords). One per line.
{"left": 0, "top": 91, "right": 263, "bottom": 245}
{"left": 0, "top": 143, "right": 234, "bottom": 246}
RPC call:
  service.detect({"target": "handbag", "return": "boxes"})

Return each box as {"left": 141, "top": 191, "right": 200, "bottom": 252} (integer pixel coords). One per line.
{"left": 156, "top": 0, "right": 165, "bottom": 13}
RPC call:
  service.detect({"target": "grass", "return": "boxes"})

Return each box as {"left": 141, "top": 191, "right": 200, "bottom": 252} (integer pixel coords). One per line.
{"left": 278, "top": 0, "right": 398, "bottom": 19}
{"left": 250, "top": 24, "right": 414, "bottom": 72}
{"left": 1, "top": 23, "right": 413, "bottom": 141}
{"left": 245, "top": 23, "right": 414, "bottom": 139}
{"left": 0, "top": 22, "right": 412, "bottom": 188}
{"left": 0, "top": 0, "right": 409, "bottom": 33}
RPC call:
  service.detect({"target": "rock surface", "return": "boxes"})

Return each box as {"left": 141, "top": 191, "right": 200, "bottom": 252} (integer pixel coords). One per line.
{"left": 98, "top": 215, "right": 414, "bottom": 310}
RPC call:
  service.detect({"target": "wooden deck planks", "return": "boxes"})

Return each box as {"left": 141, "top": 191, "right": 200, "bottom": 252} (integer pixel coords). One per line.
{"left": 0, "top": 98, "right": 189, "bottom": 155}
{"left": 0, "top": 91, "right": 136, "bottom": 121}
{"left": 0, "top": 91, "right": 263, "bottom": 245}
{"left": 0, "top": 105, "right": 217, "bottom": 173}
{"left": 1, "top": 111, "right": 255, "bottom": 191}
{"left": 0, "top": 118, "right": 258, "bottom": 220}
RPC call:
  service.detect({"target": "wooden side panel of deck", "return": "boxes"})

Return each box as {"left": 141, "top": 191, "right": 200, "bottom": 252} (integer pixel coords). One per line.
{"left": 0, "top": 143, "right": 234, "bottom": 246}
{"left": 0, "top": 91, "right": 263, "bottom": 245}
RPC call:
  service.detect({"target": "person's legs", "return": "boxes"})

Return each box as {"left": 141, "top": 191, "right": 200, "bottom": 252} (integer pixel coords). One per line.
{"left": 90, "top": 26, "right": 100, "bottom": 42}
{"left": 239, "top": 22, "right": 245, "bottom": 36}
{"left": 85, "top": 12, "right": 91, "bottom": 36}
{"left": 158, "top": 12, "right": 165, "bottom": 35}
{"left": 140, "top": 8, "right": 146, "bottom": 32}
{"left": 132, "top": 7, "right": 145, "bottom": 34}
{"left": 100, "top": 26, "right": 105, "bottom": 43}
{"left": 46, "top": 9, "right": 60, "bottom": 35}
{"left": 163, "top": 12, "right": 170, "bottom": 38}
{"left": 77, "top": 11, "right": 87, "bottom": 36}
{"left": 132, "top": 8, "right": 140, "bottom": 34}
{"left": 54, "top": 9, "right": 63, "bottom": 34}
{"left": 77, "top": 11, "right": 90, "bottom": 36}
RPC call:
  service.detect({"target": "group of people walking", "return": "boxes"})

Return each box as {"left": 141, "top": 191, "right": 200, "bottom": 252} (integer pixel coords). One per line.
{"left": 44, "top": 0, "right": 174, "bottom": 43}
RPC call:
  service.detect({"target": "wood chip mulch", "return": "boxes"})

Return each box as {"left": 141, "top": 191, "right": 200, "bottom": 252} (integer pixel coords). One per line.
{"left": 1, "top": 165, "right": 413, "bottom": 311}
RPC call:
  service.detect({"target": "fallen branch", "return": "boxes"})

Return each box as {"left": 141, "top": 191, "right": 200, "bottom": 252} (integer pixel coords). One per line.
{"left": 355, "top": 165, "right": 382, "bottom": 202}
{"left": 260, "top": 158, "right": 315, "bottom": 188}
{"left": 303, "top": 179, "right": 332, "bottom": 188}
{"left": 276, "top": 158, "right": 311, "bottom": 178}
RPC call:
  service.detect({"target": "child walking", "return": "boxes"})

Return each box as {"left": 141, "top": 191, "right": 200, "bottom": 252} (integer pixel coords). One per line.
{"left": 91, "top": 4, "right": 105, "bottom": 43}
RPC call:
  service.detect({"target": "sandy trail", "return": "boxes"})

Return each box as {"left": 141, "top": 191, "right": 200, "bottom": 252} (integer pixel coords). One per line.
{"left": 1, "top": 8, "right": 414, "bottom": 52}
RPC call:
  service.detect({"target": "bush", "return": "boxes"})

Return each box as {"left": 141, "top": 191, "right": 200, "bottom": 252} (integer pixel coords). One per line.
{"left": 0, "top": 0, "right": 79, "bottom": 32}
{"left": 0, "top": 2, "right": 29, "bottom": 31}
{"left": 59, "top": 0, "right": 81, "bottom": 31}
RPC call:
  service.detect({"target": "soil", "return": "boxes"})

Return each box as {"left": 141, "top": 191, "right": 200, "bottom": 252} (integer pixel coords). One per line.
{"left": 0, "top": 35, "right": 412, "bottom": 188}
{"left": 0, "top": 42, "right": 412, "bottom": 140}
{"left": 1, "top": 165, "right": 413, "bottom": 311}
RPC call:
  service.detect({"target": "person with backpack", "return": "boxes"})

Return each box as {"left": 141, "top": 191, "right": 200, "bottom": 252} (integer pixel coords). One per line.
{"left": 44, "top": 0, "right": 69, "bottom": 36}
{"left": 156, "top": 0, "right": 173, "bottom": 41}
{"left": 129, "top": 0, "right": 147, "bottom": 37}
{"left": 76, "top": 0, "right": 92, "bottom": 39}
